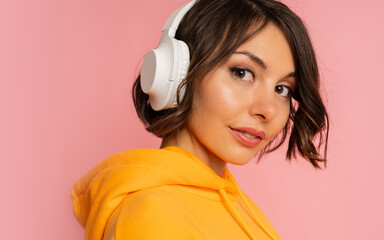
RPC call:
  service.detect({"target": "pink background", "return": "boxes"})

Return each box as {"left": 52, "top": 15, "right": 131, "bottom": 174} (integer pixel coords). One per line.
{"left": 1, "top": 0, "right": 383, "bottom": 239}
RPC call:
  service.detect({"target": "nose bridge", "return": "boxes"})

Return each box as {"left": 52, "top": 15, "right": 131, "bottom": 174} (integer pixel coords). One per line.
{"left": 250, "top": 83, "right": 278, "bottom": 121}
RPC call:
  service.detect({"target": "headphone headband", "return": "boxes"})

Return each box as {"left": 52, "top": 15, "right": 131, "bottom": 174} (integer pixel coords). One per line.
{"left": 162, "top": 0, "right": 196, "bottom": 37}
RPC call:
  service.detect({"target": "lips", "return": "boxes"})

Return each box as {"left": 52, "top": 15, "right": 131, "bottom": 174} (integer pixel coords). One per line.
{"left": 229, "top": 127, "right": 265, "bottom": 148}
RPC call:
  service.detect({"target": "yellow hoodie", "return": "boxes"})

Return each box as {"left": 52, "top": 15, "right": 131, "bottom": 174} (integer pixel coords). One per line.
{"left": 71, "top": 146, "right": 281, "bottom": 240}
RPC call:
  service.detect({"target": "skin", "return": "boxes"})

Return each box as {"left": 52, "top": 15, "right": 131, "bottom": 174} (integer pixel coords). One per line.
{"left": 162, "top": 23, "right": 296, "bottom": 177}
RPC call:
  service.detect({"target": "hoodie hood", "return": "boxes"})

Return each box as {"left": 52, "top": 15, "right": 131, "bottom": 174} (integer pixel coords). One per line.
{"left": 72, "top": 147, "right": 237, "bottom": 238}
{"left": 71, "top": 146, "right": 277, "bottom": 240}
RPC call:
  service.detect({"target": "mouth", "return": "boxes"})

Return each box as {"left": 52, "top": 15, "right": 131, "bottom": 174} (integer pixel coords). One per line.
{"left": 229, "top": 127, "right": 266, "bottom": 148}
{"left": 230, "top": 127, "right": 266, "bottom": 139}
{"left": 237, "top": 130, "right": 261, "bottom": 139}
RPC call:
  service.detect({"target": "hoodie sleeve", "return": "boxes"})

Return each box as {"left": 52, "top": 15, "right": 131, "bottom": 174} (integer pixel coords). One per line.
{"left": 103, "top": 188, "right": 200, "bottom": 240}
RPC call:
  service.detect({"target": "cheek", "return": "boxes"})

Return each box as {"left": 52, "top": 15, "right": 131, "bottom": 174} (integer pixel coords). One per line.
{"left": 269, "top": 101, "right": 291, "bottom": 139}
{"left": 194, "top": 78, "right": 244, "bottom": 121}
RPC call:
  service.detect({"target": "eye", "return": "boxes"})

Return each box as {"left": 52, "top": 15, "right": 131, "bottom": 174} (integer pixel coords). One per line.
{"left": 275, "top": 85, "right": 292, "bottom": 98}
{"left": 230, "top": 67, "right": 254, "bottom": 82}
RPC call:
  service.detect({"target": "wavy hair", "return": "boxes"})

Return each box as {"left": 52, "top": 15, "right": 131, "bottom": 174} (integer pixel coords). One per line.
{"left": 133, "top": 0, "right": 329, "bottom": 168}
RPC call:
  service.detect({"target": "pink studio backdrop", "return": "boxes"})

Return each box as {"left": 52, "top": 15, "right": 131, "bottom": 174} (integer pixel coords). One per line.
{"left": 1, "top": 0, "right": 383, "bottom": 239}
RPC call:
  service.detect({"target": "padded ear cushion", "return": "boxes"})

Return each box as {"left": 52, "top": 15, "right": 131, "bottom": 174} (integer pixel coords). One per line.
{"left": 168, "top": 39, "right": 190, "bottom": 107}
{"left": 178, "top": 40, "right": 190, "bottom": 82}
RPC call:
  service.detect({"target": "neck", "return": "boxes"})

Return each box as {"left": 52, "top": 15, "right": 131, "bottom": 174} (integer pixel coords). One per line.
{"left": 161, "top": 129, "right": 227, "bottom": 177}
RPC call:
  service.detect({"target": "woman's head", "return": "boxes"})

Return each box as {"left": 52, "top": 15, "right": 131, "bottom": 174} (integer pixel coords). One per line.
{"left": 133, "top": 0, "right": 329, "bottom": 168}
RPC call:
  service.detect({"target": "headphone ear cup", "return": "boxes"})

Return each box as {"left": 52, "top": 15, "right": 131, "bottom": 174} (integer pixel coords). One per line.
{"left": 141, "top": 35, "right": 190, "bottom": 111}
{"left": 140, "top": 40, "right": 173, "bottom": 111}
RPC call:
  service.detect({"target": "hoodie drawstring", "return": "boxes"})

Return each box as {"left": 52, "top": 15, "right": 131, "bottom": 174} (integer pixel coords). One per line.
{"left": 219, "top": 189, "right": 258, "bottom": 240}
{"left": 219, "top": 173, "right": 277, "bottom": 240}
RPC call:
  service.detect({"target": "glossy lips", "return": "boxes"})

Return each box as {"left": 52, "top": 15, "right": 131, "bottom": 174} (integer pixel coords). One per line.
{"left": 230, "top": 127, "right": 266, "bottom": 148}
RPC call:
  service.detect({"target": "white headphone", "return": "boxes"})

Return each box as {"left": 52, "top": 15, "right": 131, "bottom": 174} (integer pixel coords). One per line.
{"left": 140, "top": 0, "right": 196, "bottom": 111}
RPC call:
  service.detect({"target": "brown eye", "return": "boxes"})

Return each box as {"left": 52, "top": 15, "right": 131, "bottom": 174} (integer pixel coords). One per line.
{"left": 229, "top": 67, "right": 254, "bottom": 81}
{"left": 275, "top": 85, "right": 292, "bottom": 98}
{"left": 235, "top": 69, "right": 246, "bottom": 78}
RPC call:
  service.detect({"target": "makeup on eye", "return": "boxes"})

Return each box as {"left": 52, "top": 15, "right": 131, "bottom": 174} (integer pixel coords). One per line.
{"left": 229, "top": 67, "right": 255, "bottom": 82}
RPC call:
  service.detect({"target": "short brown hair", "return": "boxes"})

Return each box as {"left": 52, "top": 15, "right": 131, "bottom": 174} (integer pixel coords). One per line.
{"left": 132, "top": 0, "right": 329, "bottom": 168}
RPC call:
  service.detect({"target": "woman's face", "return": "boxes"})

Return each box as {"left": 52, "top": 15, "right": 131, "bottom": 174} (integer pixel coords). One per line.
{"left": 178, "top": 23, "right": 296, "bottom": 170}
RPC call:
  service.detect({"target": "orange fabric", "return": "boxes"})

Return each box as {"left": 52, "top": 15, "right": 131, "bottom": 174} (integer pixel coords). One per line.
{"left": 71, "top": 147, "right": 281, "bottom": 240}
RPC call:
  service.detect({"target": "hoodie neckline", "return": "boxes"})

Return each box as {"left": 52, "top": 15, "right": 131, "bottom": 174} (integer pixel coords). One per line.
{"left": 163, "top": 146, "right": 239, "bottom": 199}
{"left": 163, "top": 146, "right": 227, "bottom": 177}
{"left": 163, "top": 146, "right": 277, "bottom": 240}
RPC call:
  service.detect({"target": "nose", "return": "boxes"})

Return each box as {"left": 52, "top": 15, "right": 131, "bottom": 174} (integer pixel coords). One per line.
{"left": 250, "top": 87, "right": 278, "bottom": 121}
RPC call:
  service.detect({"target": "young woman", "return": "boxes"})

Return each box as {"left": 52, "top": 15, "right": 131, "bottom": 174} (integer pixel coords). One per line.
{"left": 72, "top": 0, "right": 328, "bottom": 239}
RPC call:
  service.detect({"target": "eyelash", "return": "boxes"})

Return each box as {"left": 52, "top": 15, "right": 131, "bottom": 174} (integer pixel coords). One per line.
{"left": 229, "top": 67, "right": 255, "bottom": 82}
{"left": 229, "top": 67, "right": 294, "bottom": 98}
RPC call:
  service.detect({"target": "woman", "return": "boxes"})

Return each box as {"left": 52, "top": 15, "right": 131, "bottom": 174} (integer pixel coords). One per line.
{"left": 71, "top": 0, "right": 328, "bottom": 239}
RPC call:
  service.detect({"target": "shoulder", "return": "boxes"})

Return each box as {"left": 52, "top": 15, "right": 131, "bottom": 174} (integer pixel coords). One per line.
{"left": 103, "top": 187, "right": 197, "bottom": 240}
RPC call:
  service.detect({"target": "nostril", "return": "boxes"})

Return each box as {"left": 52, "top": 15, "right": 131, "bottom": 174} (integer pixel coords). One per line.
{"left": 254, "top": 113, "right": 266, "bottom": 120}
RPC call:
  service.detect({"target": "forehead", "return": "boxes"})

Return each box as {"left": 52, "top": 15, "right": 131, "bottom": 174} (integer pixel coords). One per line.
{"left": 236, "top": 23, "right": 295, "bottom": 74}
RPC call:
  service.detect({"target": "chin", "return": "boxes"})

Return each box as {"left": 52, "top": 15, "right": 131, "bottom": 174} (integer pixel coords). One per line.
{"left": 229, "top": 142, "right": 269, "bottom": 166}
{"left": 222, "top": 150, "right": 257, "bottom": 166}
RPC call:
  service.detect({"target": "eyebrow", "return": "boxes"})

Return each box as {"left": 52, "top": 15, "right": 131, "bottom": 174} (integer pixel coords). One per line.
{"left": 234, "top": 51, "right": 268, "bottom": 70}
{"left": 285, "top": 72, "right": 296, "bottom": 78}
{"left": 234, "top": 51, "right": 296, "bottom": 79}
